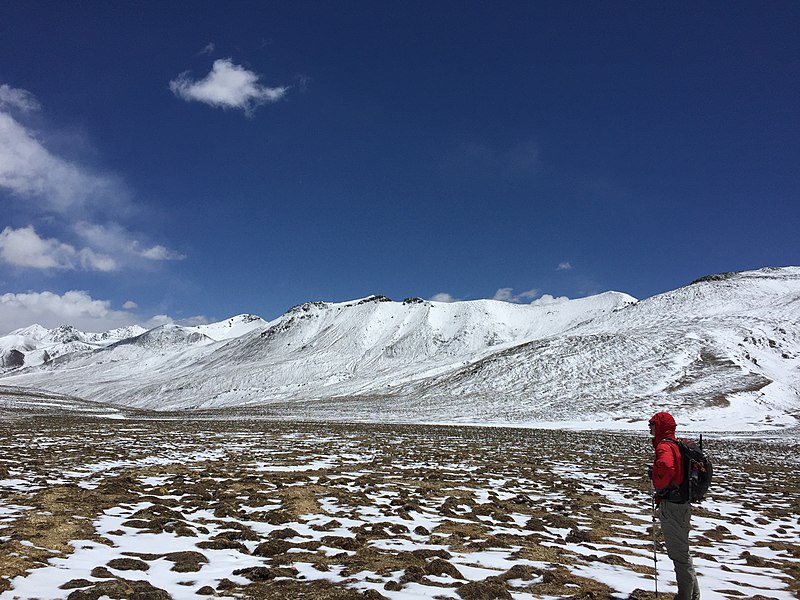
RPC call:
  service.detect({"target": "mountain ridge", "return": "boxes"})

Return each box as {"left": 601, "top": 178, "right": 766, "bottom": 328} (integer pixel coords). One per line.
{"left": 1, "top": 267, "right": 798, "bottom": 431}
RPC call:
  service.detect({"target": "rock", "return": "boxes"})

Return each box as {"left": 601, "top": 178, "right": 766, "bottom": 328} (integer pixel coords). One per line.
{"left": 0, "top": 349, "right": 24, "bottom": 369}
{"left": 197, "top": 586, "right": 215, "bottom": 596}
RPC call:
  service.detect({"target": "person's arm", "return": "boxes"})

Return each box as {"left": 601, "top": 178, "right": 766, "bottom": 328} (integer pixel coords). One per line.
{"left": 652, "top": 441, "right": 677, "bottom": 491}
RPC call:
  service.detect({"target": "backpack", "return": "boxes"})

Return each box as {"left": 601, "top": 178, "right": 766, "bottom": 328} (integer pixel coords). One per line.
{"left": 664, "top": 436, "right": 713, "bottom": 503}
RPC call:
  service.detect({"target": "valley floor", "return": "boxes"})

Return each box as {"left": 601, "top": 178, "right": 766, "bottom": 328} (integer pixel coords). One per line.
{"left": 0, "top": 415, "right": 798, "bottom": 600}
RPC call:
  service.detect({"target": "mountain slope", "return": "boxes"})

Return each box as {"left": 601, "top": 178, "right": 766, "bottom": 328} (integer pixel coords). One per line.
{"left": 0, "top": 267, "right": 798, "bottom": 430}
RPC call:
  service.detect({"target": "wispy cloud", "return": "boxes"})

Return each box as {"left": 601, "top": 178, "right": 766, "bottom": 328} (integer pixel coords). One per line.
{"left": 170, "top": 58, "right": 288, "bottom": 116}
{"left": 74, "top": 222, "right": 186, "bottom": 265}
{"left": 137, "top": 244, "right": 186, "bottom": 261}
{"left": 0, "top": 84, "right": 184, "bottom": 272}
{"left": 443, "top": 139, "right": 541, "bottom": 179}
{"left": 493, "top": 287, "right": 539, "bottom": 303}
{"left": 197, "top": 42, "right": 216, "bottom": 56}
{"left": 0, "top": 84, "right": 41, "bottom": 112}
{"left": 0, "top": 111, "right": 123, "bottom": 216}
{"left": 557, "top": 261, "right": 573, "bottom": 271}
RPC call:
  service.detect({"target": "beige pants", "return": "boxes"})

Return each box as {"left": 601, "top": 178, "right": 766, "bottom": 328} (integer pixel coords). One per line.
{"left": 659, "top": 500, "right": 700, "bottom": 600}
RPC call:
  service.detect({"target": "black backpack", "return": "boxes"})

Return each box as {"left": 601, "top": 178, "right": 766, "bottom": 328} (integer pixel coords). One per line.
{"left": 664, "top": 436, "right": 713, "bottom": 503}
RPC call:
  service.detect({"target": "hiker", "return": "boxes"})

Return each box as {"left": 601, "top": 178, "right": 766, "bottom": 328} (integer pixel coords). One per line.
{"left": 649, "top": 411, "right": 701, "bottom": 600}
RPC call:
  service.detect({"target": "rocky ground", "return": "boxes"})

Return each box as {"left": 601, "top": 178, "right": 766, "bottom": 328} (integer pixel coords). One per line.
{"left": 0, "top": 412, "right": 798, "bottom": 600}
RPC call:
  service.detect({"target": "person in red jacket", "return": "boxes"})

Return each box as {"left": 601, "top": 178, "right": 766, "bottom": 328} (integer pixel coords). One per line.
{"left": 649, "top": 411, "right": 701, "bottom": 600}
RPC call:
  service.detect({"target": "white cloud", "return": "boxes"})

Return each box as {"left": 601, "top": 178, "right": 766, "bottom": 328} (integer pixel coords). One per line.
{"left": 198, "top": 42, "right": 215, "bottom": 56}
{"left": 557, "top": 262, "right": 573, "bottom": 271}
{"left": 77, "top": 247, "right": 118, "bottom": 272}
{"left": 137, "top": 244, "right": 186, "bottom": 261}
{"left": 140, "top": 314, "right": 207, "bottom": 329}
{"left": 0, "top": 84, "right": 41, "bottom": 113}
{"left": 531, "top": 294, "right": 570, "bottom": 306}
{"left": 0, "top": 290, "right": 137, "bottom": 334}
{"left": 170, "top": 58, "right": 288, "bottom": 115}
{"left": 175, "top": 315, "right": 211, "bottom": 327}
{"left": 430, "top": 292, "right": 458, "bottom": 303}
{"left": 493, "top": 287, "right": 539, "bottom": 303}
{"left": 144, "top": 314, "right": 173, "bottom": 328}
{"left": 0, "top": 85, "right": 185, "bottom": 273}
{"left": 0, "top": 226, "right": 117, "bottom": 272}
{"left": 0, "top": 112, "right": 122, "bottom": 215}
{"left": 73, "top": 221, "right": 185, "bottom": 265}
{"left": 122, "top": 300, "right": 138, "bottom": 310}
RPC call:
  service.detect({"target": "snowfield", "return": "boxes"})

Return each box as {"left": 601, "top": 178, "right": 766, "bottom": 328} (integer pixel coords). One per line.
{"left": 0, "top": 417, "right": 798, "bottom": 600}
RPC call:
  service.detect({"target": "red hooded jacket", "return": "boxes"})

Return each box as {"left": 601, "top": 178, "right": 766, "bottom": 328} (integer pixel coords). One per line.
{"left": 650, "top": 411, "right": 684, "bottom": 493}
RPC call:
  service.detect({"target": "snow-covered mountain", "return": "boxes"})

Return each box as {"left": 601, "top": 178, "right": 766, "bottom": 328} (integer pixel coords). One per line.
{"left": 1, "top": 268, "right": 798, "bottom": 431}
{"left": 0, "top": 323, "right": 148, "bottom": 368}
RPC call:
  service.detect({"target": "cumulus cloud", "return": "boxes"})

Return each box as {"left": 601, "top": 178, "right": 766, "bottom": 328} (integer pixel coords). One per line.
{"left": 0, "top": 84, "right": 41, "bottom": 112}
{"left": 0, "top": 226, "right": 117, "bottom": 272}
{"left": 493, "top": 287, "right": 539, "bottom": 303}
{"left": 170, "top": 58, "right": 288, "bottom": 116}
{"left": 557, "top": 261, "right": 573, "bottom": 271}
{"left": 0, "top": 290, "right": 138, "bottom": 333}
{"left": 531, "top": 294, "right": 570, "bottom": 306}
{"left": 122, "top": 300, "right": 138, "bottom": 310}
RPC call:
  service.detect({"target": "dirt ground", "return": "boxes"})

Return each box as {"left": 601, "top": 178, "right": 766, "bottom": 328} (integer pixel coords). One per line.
{"left": 0, "top": 414, "right": 798, "bottom": 600}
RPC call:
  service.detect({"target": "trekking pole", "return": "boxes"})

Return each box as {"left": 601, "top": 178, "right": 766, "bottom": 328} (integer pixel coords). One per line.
{"left": 650, "top": 480, "right": 658, "bottom": 596}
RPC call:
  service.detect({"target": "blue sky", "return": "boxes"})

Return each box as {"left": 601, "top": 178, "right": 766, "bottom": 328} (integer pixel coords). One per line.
{"left": 1, "top": 2, "right": 798, "bottom": 333}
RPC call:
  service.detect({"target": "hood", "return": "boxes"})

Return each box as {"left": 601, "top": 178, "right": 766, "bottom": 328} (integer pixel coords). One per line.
{"left": 649, "top": 411, "right": 676, "bottom": 441}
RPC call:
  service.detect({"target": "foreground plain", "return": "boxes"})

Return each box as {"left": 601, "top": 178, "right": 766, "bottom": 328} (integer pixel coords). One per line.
{"left": 0, "top": 413, "right": 798, "bottom": 600}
